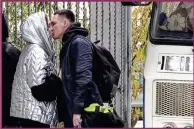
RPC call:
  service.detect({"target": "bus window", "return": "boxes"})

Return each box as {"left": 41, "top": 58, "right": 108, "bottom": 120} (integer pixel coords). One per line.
{"left": 150, "top": 2, "right": 193, "bottom": 46}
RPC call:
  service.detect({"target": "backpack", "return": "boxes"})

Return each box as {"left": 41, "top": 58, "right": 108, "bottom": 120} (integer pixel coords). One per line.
{"left": 66, "top": 35, "right": 121, "bottom": 104}
{"left": 92, "top": 40, "right": 121, "bottom": 103}
{"left": 80, "top": 40, "right": 124, "bottom": 127}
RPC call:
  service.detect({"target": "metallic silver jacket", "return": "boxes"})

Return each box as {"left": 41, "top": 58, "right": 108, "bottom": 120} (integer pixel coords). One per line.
{"left": 10, "top": 12, "right": 58, "bottom": 127}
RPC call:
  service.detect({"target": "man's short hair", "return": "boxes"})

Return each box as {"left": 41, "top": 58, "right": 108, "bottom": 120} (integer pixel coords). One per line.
{"left": 54, "top": 9, "right": 75, "bottom": 23}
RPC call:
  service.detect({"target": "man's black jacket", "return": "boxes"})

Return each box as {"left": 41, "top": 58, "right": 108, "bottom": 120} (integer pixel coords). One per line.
{"left": 58, "top": 24, "right": 102, "bottom": 127}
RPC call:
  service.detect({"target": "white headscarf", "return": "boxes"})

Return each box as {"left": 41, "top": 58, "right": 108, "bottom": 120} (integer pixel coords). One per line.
{"left": 20, "top": 12, "right": 55, "bottom": 61}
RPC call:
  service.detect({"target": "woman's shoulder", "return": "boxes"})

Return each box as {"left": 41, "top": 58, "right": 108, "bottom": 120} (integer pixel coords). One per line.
{"left": 22, "top": 44, "right": 48, "bottom": 59}
{"left": 27, "top": 44, "right": 47, "bottom": 54}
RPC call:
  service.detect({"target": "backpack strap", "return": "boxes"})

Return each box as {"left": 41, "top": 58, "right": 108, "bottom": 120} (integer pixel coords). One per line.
{"left": 93, "top": 40, "right": 100, "bottom": 44}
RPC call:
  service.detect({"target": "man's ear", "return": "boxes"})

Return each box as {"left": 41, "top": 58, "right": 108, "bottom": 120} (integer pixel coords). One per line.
{"left": 63, "top": 19, "right": 67, "bottom": 26}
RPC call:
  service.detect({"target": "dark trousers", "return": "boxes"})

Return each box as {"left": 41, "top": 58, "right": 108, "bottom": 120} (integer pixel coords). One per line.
{"left": 5, "top": 116, "right": 50, "bottom": 128}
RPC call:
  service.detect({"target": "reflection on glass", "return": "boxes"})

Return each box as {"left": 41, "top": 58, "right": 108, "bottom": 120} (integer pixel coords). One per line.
{"left": 189, "top": 57, "right": 193, "bottom": 72}
{"left": 185, "top": 57, "right": 190, "bottom": 71}
{"left": 165, "top": 56, "right": 180, "bottom": 71}
{"left": 151, "top": 2, "right": 193, "bottom": 44}
{"left": 180, "top": 56, "right": 185, "bottom": 71}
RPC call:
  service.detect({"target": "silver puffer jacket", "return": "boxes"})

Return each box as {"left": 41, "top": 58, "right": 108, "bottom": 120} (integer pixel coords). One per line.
{"left": 10, "top": 12, "right": 58, "bottom": 127}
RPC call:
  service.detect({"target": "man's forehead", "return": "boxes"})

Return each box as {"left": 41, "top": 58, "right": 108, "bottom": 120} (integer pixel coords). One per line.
{"left": 51, "top": 15, "right": 59, "bottom": 21}
{"left": 51, "top": 14, "right": 65, "bottom": 22}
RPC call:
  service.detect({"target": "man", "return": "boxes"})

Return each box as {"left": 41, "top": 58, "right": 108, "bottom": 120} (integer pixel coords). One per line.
{"left": 50, "top": 9, "right": 103, "bottom": 127}
{"left": 2, "top": 13, "right": 21, "bottom": 127}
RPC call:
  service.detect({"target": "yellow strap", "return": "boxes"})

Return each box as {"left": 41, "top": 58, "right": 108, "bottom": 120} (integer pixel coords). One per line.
{"left": 84, "top": 103, "right": 113, "bottom": 113}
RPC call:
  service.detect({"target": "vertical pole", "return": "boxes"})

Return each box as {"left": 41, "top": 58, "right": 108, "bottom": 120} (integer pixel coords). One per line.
{"left": 28, "top": 2, "right": 30, "bottom": 16}
{"left": 76, "top": 2, "right": 79, "bottom": 22}
{"left": 123, "top": 6, "right": 132, "bottom": 128}
{"left": 49, "top": 2, "right": 51, "bottom": 19}
{"left": 21, "top": 2, "right": 23, "bottom": 45}
{"left": 6, "top": 2, "right": 9, "bottom": 28}
{"left": 15, "top": 2, "right": 17, "bottom": 44}
{"left": 34, "top": 2, "right": 37, "bottom": 12}
{"left": 88, "top": 2, "right": 91, "bottom": 39}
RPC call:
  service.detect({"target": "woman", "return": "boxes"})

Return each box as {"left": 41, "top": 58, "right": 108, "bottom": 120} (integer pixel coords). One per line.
{"left": 9, "top": 12, "right": 61, "bottom": 128}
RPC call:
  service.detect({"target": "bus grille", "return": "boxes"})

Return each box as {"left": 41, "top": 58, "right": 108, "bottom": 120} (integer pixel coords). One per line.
{"left": 155, "top": 81, "right": 193, "bottom": 117}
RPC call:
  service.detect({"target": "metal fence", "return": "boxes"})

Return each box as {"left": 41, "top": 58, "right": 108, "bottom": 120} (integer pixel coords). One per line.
{"left": 3, "top": 2, "right": 131, "bottom": 127}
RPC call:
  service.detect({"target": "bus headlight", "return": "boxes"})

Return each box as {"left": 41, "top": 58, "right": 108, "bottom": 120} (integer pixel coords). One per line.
{"left": 163, "top": 123, "right": 176, "bottom": 128}
{"left": 184, "top": 124, "right": 193, "bottom": 128}
{"left": 184, "top": 126, "right": 192, "bottom": 128}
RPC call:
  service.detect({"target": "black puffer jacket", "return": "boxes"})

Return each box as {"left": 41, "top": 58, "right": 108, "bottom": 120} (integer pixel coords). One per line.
{"left": 2, "top": 13, "right": 21, "bottom": 127}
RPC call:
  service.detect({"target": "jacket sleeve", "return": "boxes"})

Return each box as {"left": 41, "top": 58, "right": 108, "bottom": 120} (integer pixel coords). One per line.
{"left": 71, "top": 38, "right": 93, "bottom": 114}
{"left": 3, "top": 42, "right": 21, "bottom": 73}
{"left": 6, "top": 43, "right": 21, "bottom": 65}
{"left": 26, "top": 46, "right": 61, "bottom": 102}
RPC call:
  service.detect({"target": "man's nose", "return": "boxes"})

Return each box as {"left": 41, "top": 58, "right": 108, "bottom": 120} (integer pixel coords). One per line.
{"left": 48, "top": 28, "right": 53, "bottom": 36}
{"left": 49, "top": 26, "right": 53, "bottom": 31}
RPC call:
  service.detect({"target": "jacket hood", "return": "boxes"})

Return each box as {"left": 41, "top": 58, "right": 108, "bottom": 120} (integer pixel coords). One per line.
{"left": 20, "top": 12, "right": 55, "bottom": 57}
{"left": 60, "top": 23, "right": 89, "bottom": 68}
{"left": 62, "top": 22, "right": 88, "bottom": 42}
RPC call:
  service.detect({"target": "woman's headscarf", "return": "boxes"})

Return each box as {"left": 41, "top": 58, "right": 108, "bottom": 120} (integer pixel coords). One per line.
{"left": 20, "top": 12, "right": 55, "bottom": 61}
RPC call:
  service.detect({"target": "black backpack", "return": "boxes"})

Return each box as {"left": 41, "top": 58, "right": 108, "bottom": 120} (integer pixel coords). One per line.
{"left": 66, "top": 35, "right": 121, "bottom": 104}
{"left": 92, "top": 40, "right": 121, "bottom": 103}
{"left": 80, "top": 40, "right": 124, "bottom": 127}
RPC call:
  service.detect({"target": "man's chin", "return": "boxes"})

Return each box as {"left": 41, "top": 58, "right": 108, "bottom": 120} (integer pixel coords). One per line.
{"left": 53, "top": 37, "right": 58, "bottom": 40}
{"left": 52, "top": 36, "right": 58, "bottom": 40}
{"left": 52, "top": 35, "right": 61, "bottom": 40}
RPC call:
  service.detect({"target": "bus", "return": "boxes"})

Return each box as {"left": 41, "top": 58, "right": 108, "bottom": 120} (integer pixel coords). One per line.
{"left": 144, "top": 2, "right": 193, "bottom": 128}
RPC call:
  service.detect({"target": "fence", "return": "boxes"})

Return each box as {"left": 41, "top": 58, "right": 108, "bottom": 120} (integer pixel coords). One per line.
{"left": 2, "top": 2, "right": 131, "bottom": 127}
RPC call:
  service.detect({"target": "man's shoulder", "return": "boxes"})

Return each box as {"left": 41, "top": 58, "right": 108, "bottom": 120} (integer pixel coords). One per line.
{"left": 72, "top": 35, "right": 91, "bottom": 44}
{"left": 71, "top": 35, "right": 92, "bottom": 49}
